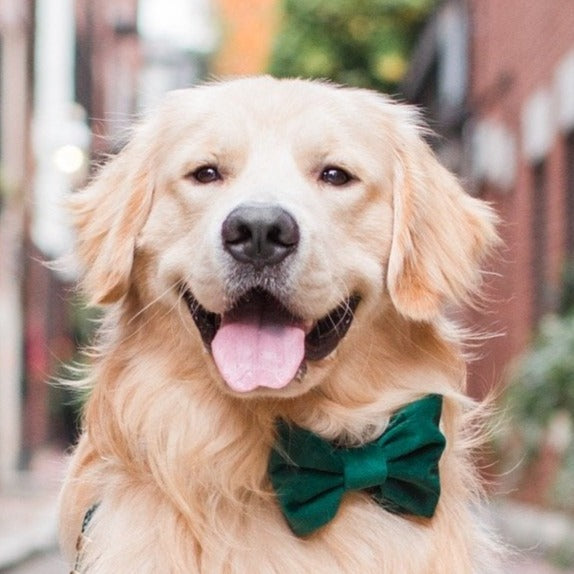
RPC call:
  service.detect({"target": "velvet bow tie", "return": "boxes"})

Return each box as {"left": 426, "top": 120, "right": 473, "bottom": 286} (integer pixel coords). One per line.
{"left": 268, "top": 394, "right": 446, "bottom": 537}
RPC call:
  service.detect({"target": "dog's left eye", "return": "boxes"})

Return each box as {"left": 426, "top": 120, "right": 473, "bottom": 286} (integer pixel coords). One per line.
{"left": 320, "top": 166, "right": 353, "bottom": 186}
{"left": 189, "top": 165, "right": 222, "bottom": 184}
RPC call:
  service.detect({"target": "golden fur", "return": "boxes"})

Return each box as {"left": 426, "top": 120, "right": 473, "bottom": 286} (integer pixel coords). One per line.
{"left": 60, "top": 76, "right": 503, "bottom": 573}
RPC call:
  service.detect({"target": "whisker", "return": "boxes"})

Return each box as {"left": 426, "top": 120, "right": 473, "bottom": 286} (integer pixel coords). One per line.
{"left": 127, "top": 281, "right": 181, "bottom": 326}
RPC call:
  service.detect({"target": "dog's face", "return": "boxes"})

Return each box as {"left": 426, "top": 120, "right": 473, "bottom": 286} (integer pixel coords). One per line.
{"left": 72, "top": 77, "right": 498, "bottom": 399}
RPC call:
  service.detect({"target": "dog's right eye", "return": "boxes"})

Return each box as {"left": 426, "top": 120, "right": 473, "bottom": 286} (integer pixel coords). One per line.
{"left": 320, "top": 166, "right": 353, "bottom": 186}
{"left": 189, "top": 166, "right": 222, "bottom": 184}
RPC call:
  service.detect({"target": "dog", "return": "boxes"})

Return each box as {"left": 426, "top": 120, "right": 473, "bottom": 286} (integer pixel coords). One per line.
{"left": 59, "top": 76, "right": 503, "bottom": 573}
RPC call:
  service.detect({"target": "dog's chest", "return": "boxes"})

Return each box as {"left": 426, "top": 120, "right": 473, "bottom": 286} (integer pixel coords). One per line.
{"left": 81, "top": 493, "right": 444, "bottom": 574}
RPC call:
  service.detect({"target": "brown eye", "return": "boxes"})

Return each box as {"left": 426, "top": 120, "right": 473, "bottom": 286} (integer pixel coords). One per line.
{"left": 321, "top": 166, "right": 352, "bottom": 186}
{"left": 191, "top": 165, "right": 222, "bottom": 184}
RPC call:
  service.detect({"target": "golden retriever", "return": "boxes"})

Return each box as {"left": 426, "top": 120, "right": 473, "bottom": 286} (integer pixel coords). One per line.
{"left": 60, "top": 76, "right": 503, "bottom": 573}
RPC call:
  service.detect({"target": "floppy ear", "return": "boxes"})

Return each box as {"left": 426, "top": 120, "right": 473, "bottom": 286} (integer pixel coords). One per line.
{"left": 387, "top": 134, "right": 499, "bottom": 321}
{"left": 70, "top": 128, "right": 155, "bottom": 305}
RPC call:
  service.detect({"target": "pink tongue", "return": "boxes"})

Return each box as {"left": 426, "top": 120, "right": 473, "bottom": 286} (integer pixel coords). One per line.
{"left": 212, "top": 298, "right": 305, "bottom": 393}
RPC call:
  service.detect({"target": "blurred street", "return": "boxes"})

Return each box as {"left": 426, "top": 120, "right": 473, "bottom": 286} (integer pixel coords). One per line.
{"left": 1, "top": 0, "right": 574, "bottom": 572}
{"left": 0, "top": 449, "right": 63, "bottom": 573}
{"left": 2, "top": 551, "right": 65, "bottom": 574}
{"left": 2, "top": 550, "right": 572, "bottom": 574}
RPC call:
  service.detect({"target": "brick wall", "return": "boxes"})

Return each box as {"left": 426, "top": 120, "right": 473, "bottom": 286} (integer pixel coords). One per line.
{"left": 468, "top": 0, "right": 574, "bottom": 393}
{"left": 75, "top": 0, "right": 140, "bottom": 154}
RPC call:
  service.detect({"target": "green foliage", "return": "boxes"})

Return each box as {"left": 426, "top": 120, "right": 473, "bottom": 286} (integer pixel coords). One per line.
{"left": 268, "top": 0, "right": 437, "bottom": 92}
{"left": 553, "top": 441, "right": 574, "bottom": 514}
{"left": 501, "top": 309, "right": 574, "bottom": 513}
{"left": 506, "top": 262, "right": 574, "bottom": 449}
{"left": 507, "top": 314, "right": 574, "bottom": 437}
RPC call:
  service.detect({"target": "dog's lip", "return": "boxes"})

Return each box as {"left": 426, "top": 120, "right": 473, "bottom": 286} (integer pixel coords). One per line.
{"left": 303, "top": 294, "right": 360, "bottom": 361}
{"left": 180, "top": 286, "right": 360, "bottom": 363}
{"left": 181, "top": 288, "right": 222, "bottom": 348}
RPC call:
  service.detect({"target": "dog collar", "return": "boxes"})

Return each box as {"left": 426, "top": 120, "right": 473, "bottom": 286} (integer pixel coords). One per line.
{"left": 268, "top": 394, "right": 446, "bottom": 537}
{"left": 72, "top": 503, "right": 99, "bottom": 574}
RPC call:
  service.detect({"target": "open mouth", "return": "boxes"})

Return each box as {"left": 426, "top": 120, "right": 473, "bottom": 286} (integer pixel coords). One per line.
{"left": 181, "top": 287, "right": 360, "bottom": 393}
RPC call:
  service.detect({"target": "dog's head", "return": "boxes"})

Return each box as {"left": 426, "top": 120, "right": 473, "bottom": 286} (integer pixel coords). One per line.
{"left": 72, "top": 77, "right": 498, "bottom": 398}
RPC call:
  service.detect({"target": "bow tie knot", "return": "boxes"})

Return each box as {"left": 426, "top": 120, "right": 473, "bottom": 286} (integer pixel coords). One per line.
{"left": 269, "top": 394, "right": 446, "bottom": 537}
{"left": 341, "top": 445, "right": 388, "bottom": 491}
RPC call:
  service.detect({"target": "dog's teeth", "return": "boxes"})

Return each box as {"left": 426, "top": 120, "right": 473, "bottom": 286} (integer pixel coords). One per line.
{"left": 295, "top": 362, "right": 307, "bottom": 381}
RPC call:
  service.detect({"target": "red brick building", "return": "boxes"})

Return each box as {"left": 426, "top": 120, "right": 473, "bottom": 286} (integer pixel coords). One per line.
{"left": 74, "top": 0, "right": 141, "bottom": 155}
{"left": 19, "top": 0, "right": 141, "bottom": 471}
{"left": 472, "top": 0, "right": 574, "bottom": 388}
{"left": 404, "top": 0, "right": 574, "bottom": 395}
{"left": 0, "top": 0, "right": 34, "bottom": 484}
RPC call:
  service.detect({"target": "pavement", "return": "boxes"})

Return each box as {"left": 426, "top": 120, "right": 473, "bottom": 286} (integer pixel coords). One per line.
{"left": 0, "top": 448, "right": 65, "bottom": 572}
{"left": 1, "top": 449, "right": 574, "bottom": 573}
{"left": 488, "top": 502, "right": 574, "bottom": 573}
{"left": 2, "top": 551, "right": 66, "bottom": 574}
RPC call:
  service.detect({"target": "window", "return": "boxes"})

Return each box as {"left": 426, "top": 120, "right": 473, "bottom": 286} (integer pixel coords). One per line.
{"left": 532, "top": 161, "right": 547, "bottom": 324}
{"left": 74, "top": 5, "right": 93, "bottom": 121}
{"left": 566, "top": 132, "right": 574, "bottom": 259}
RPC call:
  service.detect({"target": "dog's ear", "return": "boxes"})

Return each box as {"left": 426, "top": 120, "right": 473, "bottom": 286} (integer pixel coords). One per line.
{"left": 70, "top": 126, "right": 155, "bottom": 305}
{"left": 387, "top": 131, "right": 499, "bottom": 321}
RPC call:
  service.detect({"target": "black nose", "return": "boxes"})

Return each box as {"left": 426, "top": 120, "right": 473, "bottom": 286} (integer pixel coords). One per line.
{"left": 221, "top": 203, "right": 300, "bottom": 267}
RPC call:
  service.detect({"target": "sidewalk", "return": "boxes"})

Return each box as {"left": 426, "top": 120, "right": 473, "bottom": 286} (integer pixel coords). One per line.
{"left": 0, "top": 448, "right": 64, "bottom": 571}
{"left": 1, "top": 451, "right": 573, "bottom": 572}
{"left": 490, "top": 498, "right": 574, "bottom": 573}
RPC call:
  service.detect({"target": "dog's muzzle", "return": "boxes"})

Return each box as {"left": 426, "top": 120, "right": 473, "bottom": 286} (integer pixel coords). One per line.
{"left": 181, "top": 203, "right": 360, "bottom": 394}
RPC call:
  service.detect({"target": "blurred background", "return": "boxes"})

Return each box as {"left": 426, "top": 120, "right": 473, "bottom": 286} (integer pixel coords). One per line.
{"left": 0, "top": 0, "right": 573, "bottom": 571}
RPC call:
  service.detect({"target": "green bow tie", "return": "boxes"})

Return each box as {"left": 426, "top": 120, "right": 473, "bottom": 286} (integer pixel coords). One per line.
{"left": 268, "top": 394, "right": 446, "bottom": 537}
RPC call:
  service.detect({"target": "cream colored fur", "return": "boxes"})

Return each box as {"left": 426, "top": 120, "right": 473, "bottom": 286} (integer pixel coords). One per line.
{"left": 60, "top": 76, "right": 503, "bottom": 573}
